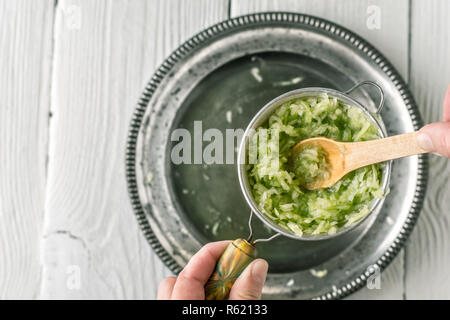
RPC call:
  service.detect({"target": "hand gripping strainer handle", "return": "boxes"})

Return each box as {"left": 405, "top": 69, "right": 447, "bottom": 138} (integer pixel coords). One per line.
{"left": 204, "top": 211, "right": 280, "bottom": 300}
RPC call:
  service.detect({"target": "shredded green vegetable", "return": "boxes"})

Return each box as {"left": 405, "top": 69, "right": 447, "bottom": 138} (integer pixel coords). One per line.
{"left": 292, "top": 143, "right": 331, "bottom": 189}
{"left": 247, "top": 93, "right": 384, "bottom": 236}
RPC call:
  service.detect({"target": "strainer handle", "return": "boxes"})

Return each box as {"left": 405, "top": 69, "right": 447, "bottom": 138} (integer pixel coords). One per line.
{"left": 204, "top": 210, "right": 282, "bottom": 299}
{"left": 345, "top": 80, "right": 385, "bottom": 114}
{"left": 204, "top": 238, "right": 257, "bottom": 300}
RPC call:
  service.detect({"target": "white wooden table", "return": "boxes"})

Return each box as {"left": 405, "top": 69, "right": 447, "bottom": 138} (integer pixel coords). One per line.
{"left": 1, "top": 0, "right": 449, "bottom": 299}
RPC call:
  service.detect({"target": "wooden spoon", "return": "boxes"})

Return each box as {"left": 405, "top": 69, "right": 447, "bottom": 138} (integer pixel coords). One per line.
{"left": 291, "top": 132, "right": 428, "bottom": 190}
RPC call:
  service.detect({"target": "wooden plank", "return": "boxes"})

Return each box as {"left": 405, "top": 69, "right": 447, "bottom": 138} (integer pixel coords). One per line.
{"left": 40, "top": 0, "right": 229, "bottom": 299}
{"left": 231, "top": 0, "right": 410, "bottom": 77}
{"left": 0, "top": 1, "right": 54, "bottom": 298}
{"left": 405, "top": 0, "right": 450, "bottom": 299}
{"left": 231, "top": 0, "right": 410, "bottom": 300}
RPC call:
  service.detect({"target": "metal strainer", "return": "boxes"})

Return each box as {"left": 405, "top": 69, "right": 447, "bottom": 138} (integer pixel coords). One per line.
{"left": 205, "top": 81, "right": 391, "bottom": 299}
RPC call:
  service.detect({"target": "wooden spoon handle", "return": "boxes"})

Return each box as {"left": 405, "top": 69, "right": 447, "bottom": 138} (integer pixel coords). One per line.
{"left": 344, "top": 132, "right": 428, "bottom": 172}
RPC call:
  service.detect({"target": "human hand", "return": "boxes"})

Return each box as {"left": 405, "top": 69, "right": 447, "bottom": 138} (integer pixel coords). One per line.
{"left": 157, "top": 241, "right": 268, "bottom": 300}
{"left": 417, "top": 85, "right": 450, "bottom": 158}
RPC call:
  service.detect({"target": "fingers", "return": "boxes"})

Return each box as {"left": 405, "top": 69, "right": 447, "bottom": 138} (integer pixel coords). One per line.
{"left": 170, "top": 241, "right": 231, "bottom": 300}
{"left": 157, "top": 276, "right": 177, "bottom": 300}
{"left": 228, "top": 259, "right": 268, "bottom": 300}
{"left": 443, "top": 84, "right": 450, "bottom": 122}
{"left": 418, "top": 122, "right": 450, "bottom": 158}
{"left": 417, "top": 84, "right": 450, "bottom": 158}
{"left": 157, "top": 242, "right": 268, "bottom": 300}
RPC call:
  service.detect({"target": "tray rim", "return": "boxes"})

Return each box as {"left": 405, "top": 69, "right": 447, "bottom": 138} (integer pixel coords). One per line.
{"left": 125, "top": 12, "right": 428, "bottom": 300}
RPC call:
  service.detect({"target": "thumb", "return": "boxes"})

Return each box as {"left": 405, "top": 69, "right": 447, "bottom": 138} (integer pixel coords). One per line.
{"left": 418, "top": 122, "right": 450, "bottom": 158}
{"left": 228, "top": 259, "right": 268, "bottom": 300}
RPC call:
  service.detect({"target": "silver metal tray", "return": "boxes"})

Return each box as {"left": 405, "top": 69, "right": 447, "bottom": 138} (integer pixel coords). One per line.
{"left": 126, "top": 12, "right": 428, "bottom": 299}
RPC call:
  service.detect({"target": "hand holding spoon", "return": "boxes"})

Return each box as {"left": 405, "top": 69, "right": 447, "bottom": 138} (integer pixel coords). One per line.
{"left": 291, "top": 131, "right": 429, "bottom": 190}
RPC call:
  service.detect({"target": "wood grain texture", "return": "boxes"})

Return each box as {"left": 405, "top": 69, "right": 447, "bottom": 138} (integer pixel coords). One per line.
{"left": 0, "top": 0, "right": 54, "bottom": 299}
{"left": 231, "top": 0, "right": 410, "bottom": 77}
{"left": 405, "top": 0, "right": 450, "bottom": 299}
{"left": 39, "top": 0, "right": 228, "bottom": 299}
{"left": 231, "top": 0, "right": 410, "bottom": 300}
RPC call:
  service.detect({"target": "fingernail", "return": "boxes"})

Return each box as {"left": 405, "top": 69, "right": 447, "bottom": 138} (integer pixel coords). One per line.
{"left": 251, "top": 260, "right": 268, "bottom": 285}
{"left": 417, "top": 132, "right": 435, "bottom": 152}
